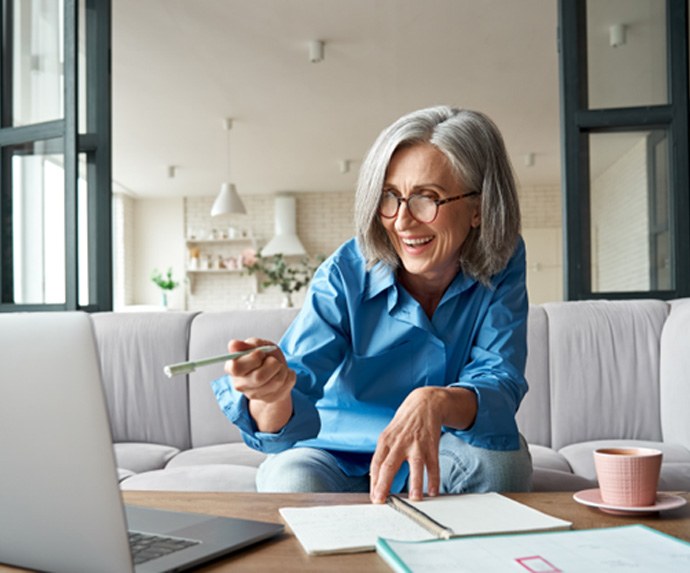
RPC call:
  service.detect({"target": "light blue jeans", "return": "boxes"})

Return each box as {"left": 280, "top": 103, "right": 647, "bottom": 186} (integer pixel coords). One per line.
{"left": 256, "top": 433, "right": 533, "bottom": 494}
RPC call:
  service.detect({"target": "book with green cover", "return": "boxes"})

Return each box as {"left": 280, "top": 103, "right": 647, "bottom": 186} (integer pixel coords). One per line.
{"left": 376, "top": 524, "right": 690, "bottom": 573}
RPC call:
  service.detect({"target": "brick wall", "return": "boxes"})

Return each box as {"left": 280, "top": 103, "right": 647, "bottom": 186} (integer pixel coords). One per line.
{"left": 181, "top": 185, "right": 562, "bottom": 310}
{"left": 183, "top": 192, "right": 356, "bottom": 310}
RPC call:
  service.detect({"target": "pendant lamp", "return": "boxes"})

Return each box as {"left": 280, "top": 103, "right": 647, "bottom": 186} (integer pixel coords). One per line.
{"left": 211, "top": 118, "right": 246, "bottom": 216}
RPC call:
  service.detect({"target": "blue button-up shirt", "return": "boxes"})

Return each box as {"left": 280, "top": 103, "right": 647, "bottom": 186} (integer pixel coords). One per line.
{"left": 212, "top": 237, "right": 528, "bottom": 492}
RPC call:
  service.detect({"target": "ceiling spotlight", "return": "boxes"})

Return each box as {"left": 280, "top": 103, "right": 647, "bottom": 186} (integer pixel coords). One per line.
{"left": 339, "top": 159, "right": 350, "bottom": 174}
{"left": 609, "top": 24, "right": 626, "bottom": 48}
{"left": 309, "top": 40, "right": 324, "bottom": 63}
{"left": 524, "top": 153, "right": 535, "bottom": 167}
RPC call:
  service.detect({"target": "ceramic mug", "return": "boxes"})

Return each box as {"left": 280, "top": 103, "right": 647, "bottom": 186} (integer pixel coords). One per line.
{"left": 593, "top": 447, "right": 662, "bottom": 507}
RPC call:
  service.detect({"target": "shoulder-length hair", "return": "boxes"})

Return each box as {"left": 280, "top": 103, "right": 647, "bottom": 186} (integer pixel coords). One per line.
{"left": 355, "top": 106, "right": 521, "bottom": 285}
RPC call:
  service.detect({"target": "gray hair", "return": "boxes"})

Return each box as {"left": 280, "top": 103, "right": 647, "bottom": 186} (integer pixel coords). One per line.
{"left": 355, "top": 106, "right": 521, "bottom": 285}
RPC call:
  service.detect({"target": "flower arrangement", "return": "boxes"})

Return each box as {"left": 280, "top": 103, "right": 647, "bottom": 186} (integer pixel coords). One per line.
{"left": 244, "top": 251, "right": 324, "bottom": 307}
{"left": 150, "top": 267, "right": 179, "bottom": 307}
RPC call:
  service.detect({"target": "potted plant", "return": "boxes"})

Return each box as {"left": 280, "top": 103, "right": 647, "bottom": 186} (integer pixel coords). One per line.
{"left": 150, "top": 267, "right": 179, "bottom": 308}
{"left": 244, "top": 251, "right": 323, "bottom": 308}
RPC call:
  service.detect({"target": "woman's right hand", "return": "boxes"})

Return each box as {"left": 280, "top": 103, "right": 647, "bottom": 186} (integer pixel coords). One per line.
{"left": 225, "top": 338, "right": 295, "bottom": 432}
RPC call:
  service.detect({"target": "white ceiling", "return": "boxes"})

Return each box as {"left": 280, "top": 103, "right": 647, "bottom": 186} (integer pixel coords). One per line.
{"left": 112, "top": 0, "right": 561, "bottom": 199}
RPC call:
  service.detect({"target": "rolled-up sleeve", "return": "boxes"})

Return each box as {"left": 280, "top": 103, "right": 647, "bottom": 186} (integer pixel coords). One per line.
{"left": 211, "top": 375, "right": 321, "bottom": 453}
{"left": 210, "top": 258, "right": 354, "bottom": 453}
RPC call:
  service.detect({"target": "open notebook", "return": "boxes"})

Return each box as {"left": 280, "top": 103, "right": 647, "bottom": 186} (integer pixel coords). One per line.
{"left": 280, "top": 492, "right": 571, "bottom": 555}
{"left": 0, "top": 312, "right": 283, "bottom": 573}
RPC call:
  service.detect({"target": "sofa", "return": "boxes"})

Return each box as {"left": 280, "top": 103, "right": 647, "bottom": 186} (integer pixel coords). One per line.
{"left": 91, "top": 298, "right": 690, "bottom": 493}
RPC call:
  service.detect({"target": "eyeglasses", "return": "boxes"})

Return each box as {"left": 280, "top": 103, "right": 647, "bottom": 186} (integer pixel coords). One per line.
{"left": 378, "top": 190, "right": 480, "bottom": 224}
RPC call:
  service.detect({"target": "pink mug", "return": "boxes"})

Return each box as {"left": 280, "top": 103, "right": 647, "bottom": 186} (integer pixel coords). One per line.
{"left": 593, "top": 447, "right": 662, "bottom": 507}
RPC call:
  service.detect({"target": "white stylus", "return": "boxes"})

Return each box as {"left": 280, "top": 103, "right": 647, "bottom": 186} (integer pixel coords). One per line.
{"left": 163, "top": 345, "right": 277, "bottom": 378}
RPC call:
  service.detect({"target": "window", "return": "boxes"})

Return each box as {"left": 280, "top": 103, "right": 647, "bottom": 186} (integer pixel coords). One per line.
{"left": 0, "top": 0, "right": 112, "bottom": 311}
{"left": 558, "top": 0, "right": 689, "bottom": 300}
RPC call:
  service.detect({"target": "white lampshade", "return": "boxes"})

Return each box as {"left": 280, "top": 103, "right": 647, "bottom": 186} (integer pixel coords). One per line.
{"left": 211, "top": 183, "right": 246, "bottom": 216}
{"left": 261, "top": 195, "right": 307, "bottom": 256}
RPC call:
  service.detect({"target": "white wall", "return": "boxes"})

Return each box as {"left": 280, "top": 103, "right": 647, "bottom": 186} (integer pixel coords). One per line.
{"left": 130, "top": 197, "right": 186, "bottom": 309}
{"left": 520, "top": 185, "right": 563, "bottom": 304}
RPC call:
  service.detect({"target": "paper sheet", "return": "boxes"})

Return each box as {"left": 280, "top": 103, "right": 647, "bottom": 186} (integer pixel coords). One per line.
{"left": 376, "top": 525, "right": 690, "bottom": 573}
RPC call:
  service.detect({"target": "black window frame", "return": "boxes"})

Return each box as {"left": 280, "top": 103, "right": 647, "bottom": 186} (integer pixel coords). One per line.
{"left": 558, "top": 0, "right": 690, "bottom": 300}
{"left": 0, "top": 0, "right": 112, "bottom": 312}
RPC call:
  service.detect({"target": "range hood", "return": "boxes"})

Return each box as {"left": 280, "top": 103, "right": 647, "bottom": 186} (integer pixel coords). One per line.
{"left": 261, "top": 195, "right": 307, "bottom": 256}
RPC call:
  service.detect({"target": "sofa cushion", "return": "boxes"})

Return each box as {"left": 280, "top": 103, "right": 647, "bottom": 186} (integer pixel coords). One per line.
{"left": 117, "top": 468, "right": 136, "bottom": 482}
{"left": 558, "top": 439, "right": 690, "bottom": 483}
{"left": 531, "top": 469, "right": 595, "bottom": 492}
{"left": 660, "top": 300, "right": 690, "bottom": 451}
{"left": 544, "top": 300, "right": 668, "bottom": 450}
{"left": 119, "top": 465, "right": 258, "bottom": 492}
{"left": 517, "top": 305, "right": 551, "bottom": 446}
{"left": 528, "top": 444, "right": 572, "bottom": 473}
{"left": 188, "top": 308, "right": 301, "bottom": 448}
{"left": 166, "top": 443, "right": 267, "bottom": 468}
{"left": 92, "top": 312, "right": 198, "bottom": 450}
{"left": 657, "top": 463, "right": 690, "bottom": 491}
{"left": 114, "top": 442, "right": 180, "bottom": 473}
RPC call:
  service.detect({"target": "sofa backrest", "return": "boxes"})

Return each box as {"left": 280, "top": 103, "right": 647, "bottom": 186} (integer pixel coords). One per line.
{"left": 543, "top": 299, "right": 668, "bottom": 450}
{"left": 188, "top": 308, "right": 301, "bottom": 448}
{"left": 516, "top": 305, "right": 551, "bottom": 447}
{"left": 659, "top": 299, "right": 690, "bottom": 450}
{"left": 91, "top": 311, "right": 198, "bottom": 450}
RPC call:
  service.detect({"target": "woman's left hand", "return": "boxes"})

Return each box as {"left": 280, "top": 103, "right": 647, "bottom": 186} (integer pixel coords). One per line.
{"left": 369, "top": 386, "right": 478, "bottom": 504}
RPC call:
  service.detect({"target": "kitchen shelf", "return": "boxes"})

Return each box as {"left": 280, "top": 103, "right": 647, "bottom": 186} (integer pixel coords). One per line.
{"left": 185, "top": 237, "right": 257, "bottom": 294}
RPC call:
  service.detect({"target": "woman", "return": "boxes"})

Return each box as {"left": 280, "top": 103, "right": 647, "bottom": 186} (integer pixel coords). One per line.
{"left": 212, "top": 106, "right": 532, "bottom": 503}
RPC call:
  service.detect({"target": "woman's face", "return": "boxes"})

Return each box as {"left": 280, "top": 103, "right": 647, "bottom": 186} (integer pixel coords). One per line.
{"left": 380, "top": 143, "right": 481, "bottom": 288}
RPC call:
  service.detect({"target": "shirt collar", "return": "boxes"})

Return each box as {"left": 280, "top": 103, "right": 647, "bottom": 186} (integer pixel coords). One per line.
{"left": 365, "top": 262, "right": 478, "bottom": 302}
{"left": 363, "top": 261, "right": 395, "bottom": 301}
{"left": 443, "top": 268, "right": 479, "bottom": 300}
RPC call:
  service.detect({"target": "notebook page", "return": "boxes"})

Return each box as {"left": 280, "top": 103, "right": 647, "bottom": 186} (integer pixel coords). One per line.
{"left": 406, "top": 492, "right": 571, "bottom": 537}
{"left": 279, "top": 503, "right": 435, "bottom": 555}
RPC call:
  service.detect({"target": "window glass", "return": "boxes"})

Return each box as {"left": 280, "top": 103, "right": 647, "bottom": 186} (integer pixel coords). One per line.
{"left": 12, "top": 0, "right": 65, "bottom": 126}
{"left": 589, "top": 130, "right": 672, "bottom": 292}
{"left": 79, "top": 0, "right": 87, "bottom": 133}
{"left": 11, "top": 139, "right": 66, "bottom": 304}
{"left": 586, "top": 0, "right": 667, "bottom": 109}
{"left": 78, "top": 153, "right": 90, "bottom": 306}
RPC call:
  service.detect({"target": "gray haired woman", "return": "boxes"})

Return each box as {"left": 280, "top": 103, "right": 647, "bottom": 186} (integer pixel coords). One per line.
{"left": 212, "top": 105, "right": 532, "bottom": 502}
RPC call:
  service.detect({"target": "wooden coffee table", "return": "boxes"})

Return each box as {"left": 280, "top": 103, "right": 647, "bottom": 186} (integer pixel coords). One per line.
{"left": 123, "top": 491, "right": 690, "bottom": 572}
{"left": 1, "top": 491, "right": 687, "bottom": 572}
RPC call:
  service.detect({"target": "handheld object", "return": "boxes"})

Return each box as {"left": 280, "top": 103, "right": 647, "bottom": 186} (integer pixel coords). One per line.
{"left": 163, "top": 345, "right": 277, "bottom": 378}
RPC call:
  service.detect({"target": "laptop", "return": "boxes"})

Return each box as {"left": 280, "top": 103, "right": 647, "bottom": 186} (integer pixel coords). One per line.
{"left": 0, "top": 312, "right": 283, "bottom": 573}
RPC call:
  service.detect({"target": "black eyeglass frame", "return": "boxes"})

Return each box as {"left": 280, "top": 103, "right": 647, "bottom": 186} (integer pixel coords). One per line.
{"left": 378, "top": 190, "right": 481, "bottom": 224}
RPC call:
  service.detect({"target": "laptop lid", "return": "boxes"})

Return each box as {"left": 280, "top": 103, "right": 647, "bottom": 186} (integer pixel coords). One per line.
{"left": 0, "top": 312, "right": 282, "bottom": 572}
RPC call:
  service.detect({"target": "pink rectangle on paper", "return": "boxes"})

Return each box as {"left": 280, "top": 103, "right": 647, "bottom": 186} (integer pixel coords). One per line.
{"left": 515, "top": 555, "right": 561, "bottom": 572}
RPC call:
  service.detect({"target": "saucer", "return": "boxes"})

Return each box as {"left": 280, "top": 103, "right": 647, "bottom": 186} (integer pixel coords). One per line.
{"left": 573, "top": 488, "right": 687, "bottom": 516}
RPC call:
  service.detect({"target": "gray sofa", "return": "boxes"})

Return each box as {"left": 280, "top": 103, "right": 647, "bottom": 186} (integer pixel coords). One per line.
{"left": 91, "top": 298, "right": 690, "bottom": 493}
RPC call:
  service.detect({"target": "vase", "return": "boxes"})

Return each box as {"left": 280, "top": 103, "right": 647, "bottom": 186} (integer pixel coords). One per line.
{"left": 161, "top": 291, "right": 168, "bottom": 309}
{"left": 281, "top": 293, "right": 293, "bottom": 308}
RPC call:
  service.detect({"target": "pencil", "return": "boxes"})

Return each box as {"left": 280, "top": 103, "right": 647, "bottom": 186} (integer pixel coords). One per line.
{"left": 163, "top": 345, "right": 277, "bottom": 378}
{"left": 386, "top": 495, "right": 455, "bottom": 540}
